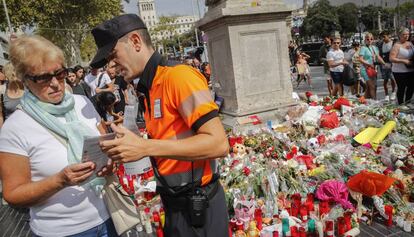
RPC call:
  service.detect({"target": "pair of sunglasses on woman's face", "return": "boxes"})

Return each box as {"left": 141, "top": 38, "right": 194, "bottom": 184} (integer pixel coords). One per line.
{"left": 25, "top": 67, "right": 68, "bottom": 84}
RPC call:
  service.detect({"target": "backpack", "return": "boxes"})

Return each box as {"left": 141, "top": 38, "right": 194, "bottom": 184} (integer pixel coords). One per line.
{"left": 0, "top": 83, "right": 6, "bottom": 122}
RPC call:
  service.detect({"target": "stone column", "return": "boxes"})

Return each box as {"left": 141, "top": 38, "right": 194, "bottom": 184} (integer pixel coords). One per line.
{"left": 198, "top": 0, "right": 295, "bottom": 126}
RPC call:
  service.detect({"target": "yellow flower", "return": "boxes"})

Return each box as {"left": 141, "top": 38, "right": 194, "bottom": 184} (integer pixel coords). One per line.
{"left": 308, "top": 165, "right": 326, "bottom": 176}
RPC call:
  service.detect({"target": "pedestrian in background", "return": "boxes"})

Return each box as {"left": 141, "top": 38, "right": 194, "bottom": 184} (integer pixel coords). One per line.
{"left": 390, "top": 28, "right": 414, "bottom": 105}
{"left": 327, "top": 37, "right": 347, "bottom": 97}
{"left": 0, "top": 63, "right": 24, "bottom": 128}
{"left": 359, "top": 33, "right": 385, "bottom": 100}
{"left": 319, "top": 34, "right": 334, "bottom": 96}
{"left": 378, "top": 30, "right": 396, "bottom": 102}
{"left": 64, "top": 68, "right": 75, "bottom": 93}
{"left": 72, "top": 65, "right": 92, "bottom": 98}
{"left": 105, "top": 60, "right": 128, "bottom": 114}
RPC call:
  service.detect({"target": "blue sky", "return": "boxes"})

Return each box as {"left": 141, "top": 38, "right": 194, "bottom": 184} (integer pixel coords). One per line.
{"left": 123, "top": 0, "right": 303, "bottom": 16}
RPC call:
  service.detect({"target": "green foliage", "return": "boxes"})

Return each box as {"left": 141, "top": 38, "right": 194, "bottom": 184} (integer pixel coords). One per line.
{"left": 359, "top": 5, "right": 382, "bottom": 32}
{"left": 301, "top": 0, "right": 340, "bottom": 37}
{"left": 396, "top": 1, "right": 414, "bottom": 18}
{"left": 0, "top": 0, "right": 124, "bottom": 66}
{"left": 336, "top": 3, "right": 358, "bottom": 34}
{"left": 150, "top": 16, "right": 179, "bottom": 53}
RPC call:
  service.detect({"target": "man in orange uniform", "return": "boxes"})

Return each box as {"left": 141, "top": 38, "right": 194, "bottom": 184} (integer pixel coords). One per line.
{"left": 91, "top": 14, "right": 229, "bottom": 236}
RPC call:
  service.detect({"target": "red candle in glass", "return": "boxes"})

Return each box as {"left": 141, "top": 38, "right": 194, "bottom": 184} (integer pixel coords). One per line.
{"left": 384, "top": 205, "right": 393, "bottom": 227}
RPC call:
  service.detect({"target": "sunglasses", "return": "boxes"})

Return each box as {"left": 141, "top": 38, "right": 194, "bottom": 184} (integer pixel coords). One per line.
{"left": 366, "top": 38, "right": 374, "bottom": 41}
{"left": 333, "top": 42, "right": 341, "bottom": 44}
{"left": 25, "top": 67, "right": 68, "bottom": 84}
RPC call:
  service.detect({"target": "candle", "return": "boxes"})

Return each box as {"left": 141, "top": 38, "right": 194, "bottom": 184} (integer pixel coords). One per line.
{"left": 236, "top": 220, "right": 244, "bottom": 231}
{"left": 282, "top": 218, "right": 290, "bottom": 236}
{"left": 299, "top": 227, "right": 306, "bottom": 237}
{"left": 300, "top": 205, "right": 308, "bottom": 221}
{"left": 325, "top": 220, "right": 334, "bottom": 237}
{"left": 159, "top": 208, "right": 165, "bottom": 228}
{"left": 337, "top": 217, "right": 346, "bottom": 236}
{"left": 290, "top": 226, "right": 298, "bottom": 237}
{"left": 384, "top": 205, "right": 393, "bottom": 227}
{"left": 308, "top": 219, "right": 316, "bottom": 233}
{"left": 404, "top": 220, "right": 412, "bottom": 232}
{"left": 255, "top": 208, "right": 263, "bottom": 230}
{"left": 307, "top": 193, "right": 315, "bottom": 212}
{"left": 344, "top": 212, "right": 352, "bottom": 231}
{"left": 230, "top": 218, "right": 238, "bottom": 231}
{"left": 319, "top": 201, "right": 330, "bottom": 217}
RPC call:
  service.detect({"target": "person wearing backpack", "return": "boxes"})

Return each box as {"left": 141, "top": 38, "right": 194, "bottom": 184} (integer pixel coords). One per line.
{"left": 84, "top": 67, "right": 113, "bottom": 97}
{"left": 359, "top": 33, "right": 386, "bottom": 100}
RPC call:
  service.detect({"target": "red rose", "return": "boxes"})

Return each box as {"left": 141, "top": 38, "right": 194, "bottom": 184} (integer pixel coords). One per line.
{"left": 243, "top": 167, "right": 251, "bottom": 176}
{"left": 305, "top": 91, "right": 313, "bottom": 98}
{"left": 324, "top": 105, "right": 333, "bottom": 111}
{"left": 291, "top": 146, "right": 298, "bottom": 155}
{"left": 309, "top": 101, "right": 318, "bottom": 106}
{"left": 335, "top": 134, "right": 345, "bottom": 142}
{"left": 317, "top": 134, "right": 326, "bottom": 145}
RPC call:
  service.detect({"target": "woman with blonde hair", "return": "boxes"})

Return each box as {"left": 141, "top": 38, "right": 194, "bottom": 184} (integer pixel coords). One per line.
{"left": 0, "top": 63, "right": 24, "bottom": 128}
{"left": 0, "top": 35, "right": 117, "bottom": 236}
{"left": 358, "top": 32, "right": 385, "bottom": 99}
{"left": 390, "top": 28, "right": 414, "bottom": 104}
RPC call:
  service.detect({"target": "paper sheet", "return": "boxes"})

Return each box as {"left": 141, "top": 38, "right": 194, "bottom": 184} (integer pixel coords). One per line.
{"left": 81, "top": 133, "right": 116, "bottom": 172}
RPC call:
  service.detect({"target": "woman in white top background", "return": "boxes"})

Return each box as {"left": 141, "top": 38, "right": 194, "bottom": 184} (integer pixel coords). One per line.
{"left": 390, "top": 28, "right": 414, "bottom": 105}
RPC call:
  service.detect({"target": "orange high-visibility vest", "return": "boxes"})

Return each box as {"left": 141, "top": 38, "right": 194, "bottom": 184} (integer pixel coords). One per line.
{"left": 138, "top": 53, "right": 219, "bottom": 188}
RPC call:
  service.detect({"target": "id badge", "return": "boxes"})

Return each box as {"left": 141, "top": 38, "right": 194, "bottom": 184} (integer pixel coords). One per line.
{"left": 154, "top": 99, "right": 162, "bottom": 118}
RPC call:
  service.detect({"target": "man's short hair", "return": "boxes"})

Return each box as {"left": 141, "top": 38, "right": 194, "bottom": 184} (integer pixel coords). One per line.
{"left": 380, "top": 30, "right": 389, "bottom": 36}
{"left": 136, "top": 29, "right": 153, "bottom": 49}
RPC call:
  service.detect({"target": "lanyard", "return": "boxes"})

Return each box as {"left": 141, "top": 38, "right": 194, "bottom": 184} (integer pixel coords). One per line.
{"left": 366, "top": 46, "right": 377, "bottom": 63}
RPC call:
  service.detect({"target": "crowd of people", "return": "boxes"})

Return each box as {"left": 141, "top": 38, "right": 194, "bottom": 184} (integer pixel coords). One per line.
{"left": 0, "top": 13, "right": 226, "bottom": 237}
{"left": 289, "top": 28, "right": 414, "bottom": 105}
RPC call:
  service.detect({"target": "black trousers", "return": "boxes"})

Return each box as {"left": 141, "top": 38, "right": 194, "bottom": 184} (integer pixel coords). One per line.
{"left": 162, "top": 183, "right": 229, "bottom": 237}
{"left": 393, "top": 72, "right": 414, "bottom": 105}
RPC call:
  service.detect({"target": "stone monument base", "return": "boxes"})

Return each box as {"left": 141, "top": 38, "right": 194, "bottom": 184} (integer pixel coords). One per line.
{"left": 220, "top": 101, "right": 298, "bottom": 130}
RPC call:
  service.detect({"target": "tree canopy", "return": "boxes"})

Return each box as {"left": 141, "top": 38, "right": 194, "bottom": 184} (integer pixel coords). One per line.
{"left": 301, "top": 0, "right": 340, "bottom": 37}
{"left": 0, "top": 0, "right": 124, "bottom": 66}
{"left": 337, "top": 3, "right": 358, "bottom": 35}
{"left": 300, "top": 0, "right": 414, "bottom": 39}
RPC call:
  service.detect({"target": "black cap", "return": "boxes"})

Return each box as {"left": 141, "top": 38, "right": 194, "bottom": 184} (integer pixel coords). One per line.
{"left": 90, "top": 14, "right": 147, "bottom": 68}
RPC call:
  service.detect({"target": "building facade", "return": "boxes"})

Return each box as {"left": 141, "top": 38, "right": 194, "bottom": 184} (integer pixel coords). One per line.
{"left": 329, "top": 0, "right": 412, "bottom": 8}
{"left": 137, "top": 0, "right": 198, "bottom": 40}
{"left": 138, "top": 0, "right": 159, "bottom": 29}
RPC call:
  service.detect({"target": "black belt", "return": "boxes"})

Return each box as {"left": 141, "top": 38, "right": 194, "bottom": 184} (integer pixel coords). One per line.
{"left": 159, "top": 179, "right": 220, "bottom": 212}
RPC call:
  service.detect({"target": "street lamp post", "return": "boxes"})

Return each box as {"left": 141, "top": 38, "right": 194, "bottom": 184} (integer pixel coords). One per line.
{"left": 2, "top": 0, "right": 13, "bottom": 34}
{"left": 358, "top": 10, "right": 362, "bottom": 44}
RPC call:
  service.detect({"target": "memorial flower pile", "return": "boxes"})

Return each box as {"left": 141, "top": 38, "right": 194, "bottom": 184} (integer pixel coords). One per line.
{"left": 223, "top": 94, "right": 414, "bottom": 236}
